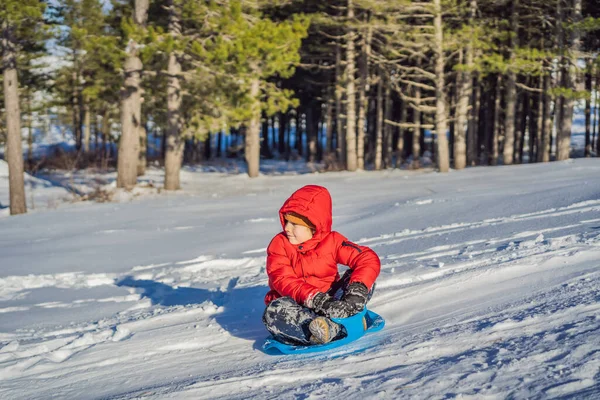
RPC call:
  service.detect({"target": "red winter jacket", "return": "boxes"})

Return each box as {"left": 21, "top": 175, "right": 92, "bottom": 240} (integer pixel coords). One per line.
{"left": 264, "top": 185, "right": 381, "bottom": 305}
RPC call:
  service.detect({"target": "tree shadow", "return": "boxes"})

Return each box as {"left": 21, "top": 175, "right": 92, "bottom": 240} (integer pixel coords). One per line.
{"left": 116, "top": 276, "right": 269, "bottom": 349}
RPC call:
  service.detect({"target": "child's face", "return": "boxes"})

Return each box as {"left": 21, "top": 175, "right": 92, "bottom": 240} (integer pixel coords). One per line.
{"left": 284, "top": 221, "right": 314, "bottom": 245}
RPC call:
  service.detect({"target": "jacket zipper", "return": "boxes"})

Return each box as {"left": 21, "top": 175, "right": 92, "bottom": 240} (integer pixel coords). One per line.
{"left": 342, "top": 241, "right": 362, "bottom": 253}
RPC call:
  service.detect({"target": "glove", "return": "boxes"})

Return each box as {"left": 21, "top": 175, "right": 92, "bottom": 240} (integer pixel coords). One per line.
{"left": 342, "top": 282, "right": 369, "bottom": 313}
{"left": 309, "top": 292, "right": 355, "bottom": 319}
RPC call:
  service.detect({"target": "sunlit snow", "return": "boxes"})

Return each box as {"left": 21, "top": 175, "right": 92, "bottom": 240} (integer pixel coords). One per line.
{"left": 1, "top": 158, "right": 599, "bottom": 399}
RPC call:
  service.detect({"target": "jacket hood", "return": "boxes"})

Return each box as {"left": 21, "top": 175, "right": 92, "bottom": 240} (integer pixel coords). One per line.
{"left": 279, "top": 185, "right": 332, "bottom": 237}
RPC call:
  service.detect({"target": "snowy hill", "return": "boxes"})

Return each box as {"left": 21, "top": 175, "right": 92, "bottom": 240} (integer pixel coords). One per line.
{"left": 0, "top": 159, "right": 599, "bottom": 399}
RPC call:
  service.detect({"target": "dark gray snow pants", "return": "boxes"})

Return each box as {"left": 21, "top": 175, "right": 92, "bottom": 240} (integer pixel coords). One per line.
{"left": 262, "top": 271, "right": 374, "bottom": 345}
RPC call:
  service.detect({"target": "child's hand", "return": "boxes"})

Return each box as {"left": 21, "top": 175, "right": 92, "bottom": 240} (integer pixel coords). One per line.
{"left": 342, "top": 282, "right": 369, "bottom": 313}
{"left": 311, "top": 292, "right": 355, "bottom": 319}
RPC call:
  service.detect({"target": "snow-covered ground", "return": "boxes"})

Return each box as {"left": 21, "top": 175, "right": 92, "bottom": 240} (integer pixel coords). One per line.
{"left": 0, "top": 160, "right": 74, "bottom": 217}
{"left": 1, "top": 159, "right": 599, "bottom": 399}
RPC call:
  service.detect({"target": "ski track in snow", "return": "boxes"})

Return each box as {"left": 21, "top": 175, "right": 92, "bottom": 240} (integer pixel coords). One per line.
{"left": 1, "top": 175, "right": 600, "bottom": 399}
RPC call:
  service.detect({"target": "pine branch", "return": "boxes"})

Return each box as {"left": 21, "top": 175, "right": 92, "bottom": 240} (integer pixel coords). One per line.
{"left": 396, "top": 77, "right": 436, "bottom": 92}
{"left": 384, "top": 119, "right": 434, "bottom": 129}
{"left": 515, "top": 81, "right": 543, "bottom": 93}
{"left": 317, "top": 29, "right": 348, "bottom": 41}
{"left": 395, "top": 64, "right": 436, "bottom": 80}
{"left": 297, "top": 62, "right": 338, "bottom": 70}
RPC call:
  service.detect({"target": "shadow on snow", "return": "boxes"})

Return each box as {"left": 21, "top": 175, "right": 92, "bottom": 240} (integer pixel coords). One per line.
{"left": 115, "top": 276, "right": 269, "bottom": 350}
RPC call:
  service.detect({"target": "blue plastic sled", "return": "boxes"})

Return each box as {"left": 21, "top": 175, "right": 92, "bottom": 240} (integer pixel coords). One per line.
{"left": 263, "top": 308, "right": 385, "bottom": 355}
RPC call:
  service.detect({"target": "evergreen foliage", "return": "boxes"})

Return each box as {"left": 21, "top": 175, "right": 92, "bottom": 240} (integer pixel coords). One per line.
{"left": 3, "top": 0, "right": 600, "bottom": 193}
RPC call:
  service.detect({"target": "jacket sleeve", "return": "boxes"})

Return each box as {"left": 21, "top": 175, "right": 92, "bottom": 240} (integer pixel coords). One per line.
{"left": 333, "top": 232, "right": 381, "bottom": 290}
{"left": 266, "top": 234, "right": 320, "bottom": 305}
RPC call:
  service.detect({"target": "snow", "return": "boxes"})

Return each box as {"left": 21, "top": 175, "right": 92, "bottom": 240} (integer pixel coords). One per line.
{"left": 0, "top": 158, "right": 599, "bottom": 399}
{"left": 0, "top": 160, "right": 74, "bottom": 217}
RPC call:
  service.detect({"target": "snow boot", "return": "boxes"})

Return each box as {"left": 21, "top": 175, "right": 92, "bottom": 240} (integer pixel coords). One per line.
{"left": 308, "top": 316, "right": 342, "bottom": 344}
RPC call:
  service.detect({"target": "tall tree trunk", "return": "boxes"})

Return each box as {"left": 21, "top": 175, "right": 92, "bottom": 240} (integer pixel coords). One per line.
{"left": 584, "top": 59, "right": 592, "bottom": 157}
{"left": 367, "top": 96, "right": 375, "bottom": 164}
{"left": 3, "top": 32, "right": 26, "bottom": 215}
{"left": 468, "top": 76, "right": 480, "bottom": 165}
{"left": 280, "top": 113, "right": 288, "bottom": 157}
{"left": 593, "top": 72, "right": 599, "bottom": 154}
{"left": 271, "top": 116, "right": 277, "bottom": 156}
{"left": 534, "top": 78, "right": 544, "bottom": 162}
{"left": 374, "top": 75, "right": 383, "bottom": 170}
{"left": 335, "top": 43, "right": 345, "bottom": 164}
{"left": 556, "top": 0, "right": 580, "bottom": 161}
{"left": 454, "top": 50, "right": 469, "bottom": 170}
{"left": 278, "top": 112, "right": 286, "bottom": 155}
{"left": 597, "top": 75, "right": 600, "bottom": 155}
{"left": 491, "top": 75, "right": 502, "bottom": 165}
{"left": 138, "top": 123, "right": 147, "bottom": 175}
{"left": 164, "top": 1, "right": 184, "bottom": 189}
{"left": 502, "top": 0, "right": 518, "bottom": 165}
{"left": 554, "top": 2, "right": 564, "bottom": 162}
{"left": 285, "top": 114, "right": 292, "bottom": 160}
{"left": 101, "top": 109, "right": 110, "bottom": 164}
{"left": 72, "top": 69, "right": 82, "bottom": 152}
{"left": 272, "top": 117, "right": 278, "bottom": 158}
{"left": 83, "top": 103, "right": 91, "bottom": 153}
{"left": 384, "top": 86, "right": 393, "bottom": 168}
{"left": 482, "top": 78, "right": 494, "bottom": 165}
{"left": 307, "top": 105, "right": 317, "bottom": 162}
{"left": 528, "top": 80, "right": 539, "bottom": 162}
{"left": 164, "top": 49, "right": 184, "bottom": 188}
{"left": 412, "top": 86, "right": 422, "bottom": 169}
{"left": 204, "top": 133, "right": 211, "bottom": 160}
{"left": 357, "top": 24, "right": 372, "bottom": 170}
{"left": 448, "top": 73, "right": 456, "bottom": 163}
{"left": 117, "top": 0, "right": 148, "bottom": 189}
{"left": 345, "top": 0, "right": 357, "bottom": 171}
{"left": 503, "top": 71, "right": 517, "bottom": 165}
{"left": 419, "top": 113, "right": 426, "bottom": 160}
{"left": 454, "top": 0, "right": 476, "bottom": 170}
{"left": 395, "top": 98, "right": 406, "bottom": 168}
{"left": 295, "top": 110, "right": 303, "bottom": 156}
{"left": 513, "top": 92, "right": 527, "bottom": 164}
{"left": 515, "top": 91, "right": 528, "bottom": 164}
{"left": 245, "top": 78, "right": 261, "bottom": 178}
{"left": 216, "top": 131, "right": 222, "bottom": 157}
{"left": 317, "top": 118, "right": 323, "bottom": 162}
{"left": 558, "top": 84, "right": 574, "bottom": 161}
{"left": 26, "top": 90, "right": 33, "bottom": 170}
{"left": 94, "top": 114, "right": 100, "bottom": 156}
{"left": 325, "top": 96, "right": 333, "bottom": 156}
{"left": 433, "top": 0, "right": 449, "bottom": 172}
{"left": 554, "top": 75, "right": 563, "bottom": 160}
{"left": 261, "top": 111, "right": 273, "bottom": 159}
{"left": 541, "top": 75, "right": 553, "bottom": 162}
{"left": 259, "top": 111, "right": 269, "bottom": 158}
{"left": 98, "top": 110, "right": 106, "bottom": 160}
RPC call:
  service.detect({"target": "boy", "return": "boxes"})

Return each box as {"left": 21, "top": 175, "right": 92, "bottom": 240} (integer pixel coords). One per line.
{"left": 263, "top": 185, "right": 381, "bottom": 345}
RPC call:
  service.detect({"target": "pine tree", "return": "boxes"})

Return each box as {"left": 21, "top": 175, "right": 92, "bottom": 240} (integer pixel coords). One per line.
{"left": 117, "top": 0, "right": 149, "bottom": 189}
{"left": 203, "top": 1, "right": 308, "bottom": 178}
{"left": 1, "top": 0, "right": 46, "bottom": 215}
{"left": 556, "top": 0, "right": 582, "bottom": 161}
{"left": 17, "top": 33, "right": 50, "bottom": 169}
{"left": 453, "top": 0, "right": 477, "bottom": 170}
{"left": 54, "top": 0, "right": 121, "bottom": 155}
{"left": 164, "top": 0, "right": 183, "bottom": 190}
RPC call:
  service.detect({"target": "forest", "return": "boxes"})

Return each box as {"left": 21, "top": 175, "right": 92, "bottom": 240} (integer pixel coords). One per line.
{"left": 1, "top": 0, "right": 600, "bottom": 215}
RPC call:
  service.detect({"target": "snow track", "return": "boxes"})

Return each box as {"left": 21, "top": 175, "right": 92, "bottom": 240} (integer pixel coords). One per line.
{"left": 0, "top": 160, "right": 599, "bottom": 399}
